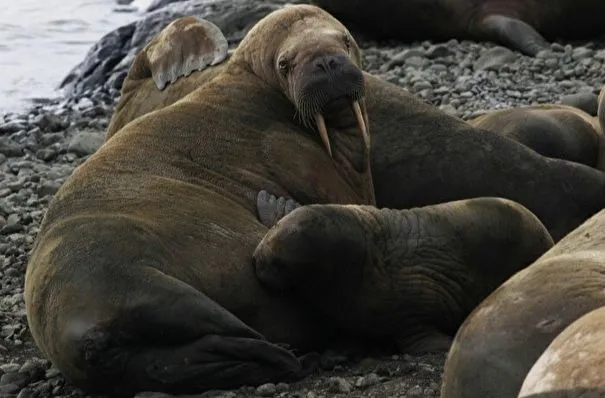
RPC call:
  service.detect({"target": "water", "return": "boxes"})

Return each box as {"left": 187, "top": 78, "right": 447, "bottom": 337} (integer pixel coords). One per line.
{"left": 0, "top": 0, "right": 153, "bottom": 115}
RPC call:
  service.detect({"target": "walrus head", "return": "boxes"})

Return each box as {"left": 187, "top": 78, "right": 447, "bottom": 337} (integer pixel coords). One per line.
{"left": 231, "top": 5, "right": 370, "bottom": 173}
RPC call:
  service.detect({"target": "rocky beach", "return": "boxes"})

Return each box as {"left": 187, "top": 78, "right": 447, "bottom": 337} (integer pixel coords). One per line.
{"left": 1, "top": 0, "right": 605, "bottom": 397}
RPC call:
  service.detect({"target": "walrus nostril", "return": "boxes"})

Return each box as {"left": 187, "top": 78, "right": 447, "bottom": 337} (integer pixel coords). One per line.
{"left": 313, "top": 54, "right": 343, "bottom": 73}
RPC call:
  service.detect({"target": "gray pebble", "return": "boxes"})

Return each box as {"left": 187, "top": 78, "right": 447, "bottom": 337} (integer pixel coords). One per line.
{"left": 256, "top": 382, "right": 276, "bottom": 396}
{"left": 0, "top": 382, "right": 20, "bottom": 394}
{"left": 67, "top": 131, "right": 104, "bottom": 156}
{"left": 36, "top": 181, "right": 61, "bottom": 198}
{"left": 33, "top": 114, "right": 65, "bottom": 133}
{"left": 354, "top": 372, "right": 380, "bottom": 389}
{"left": 0, "top": 372, "right": 28, "bottom": 389}
{"left": 407, "top": 385, "right": 424, "bottom": 396}
{"left": 326, "top": 377, "right": 351, "bottom": 393}
{"left": 474, "top": 46, "right": 517, "bottom": 71}
{"left": 572, "top": 46, "right": 594, "bottom": 60}
{"left": 425, "top": 44, "right": 454, "bottom": 59}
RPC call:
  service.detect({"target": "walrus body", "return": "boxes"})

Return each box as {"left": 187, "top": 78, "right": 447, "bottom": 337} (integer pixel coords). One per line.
{"left": 25, "top": 7, "right": 377, "bottom": 395}
{"left": 468, "top": 104, "right": 604, "bottom": 168}
{"left": 312, "top": 0, "right": 605, "bottom": 56}
{"left": 253, "top": 194, "right": 553, "bottom": 353}
{"left": 440, "top": 207, "right": 605, "bottom": 398}
{"left": 106, "top": 19, "right": 605, "bottom": 242}
{"left": 518, "top": 306, "right": 605, "bottom": 397}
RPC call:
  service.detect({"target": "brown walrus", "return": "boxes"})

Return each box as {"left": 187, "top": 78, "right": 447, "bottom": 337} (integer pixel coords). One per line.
{"left": 105, "top": 10, "right": 605, "bottom": 243}
{"left": 518, "top": 306, "right": 605, "bottom": 398}
{"left": 440, "top": 206, "right": 605, "bottom": 398}
{"left": 468, "top": 104, "right": 604, "bottom": 169}
{"left": 311, "top": 0, "right": 605, "bottom": 56}
{"left": 25, "top": 6, "right": 377, "bottom": 396}
{"left": 253, "top": 192, "right": 553, "bottom": 353}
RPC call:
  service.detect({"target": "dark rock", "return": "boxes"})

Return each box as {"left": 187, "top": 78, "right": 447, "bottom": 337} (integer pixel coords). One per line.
{"left": 33, "top": 114, "right": 66, "bottom": 133}
{"left": 0, "top": 383, "right": 19, "bottom": 394}
{"left": 0, "top": 121, "right": 27, "bottom": 135}
{"left": 146, "top": 0, "right": 187, "bottom": 12}
{"left": 35, "top": 148, "right": 58, "bottom": 162}
{"left": 0, "top": 373, "right": 28, "bottom": 390}
{"left": 0, "top": 139, "right": 23, "bottom": 158}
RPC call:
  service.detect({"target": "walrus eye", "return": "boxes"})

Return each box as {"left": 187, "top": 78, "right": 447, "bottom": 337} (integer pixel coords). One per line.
{"left": 278, "top": 58, "right": 290, "bottom": 75}
{"left": 343, "top": 34, "right": 351, "bottom": 52}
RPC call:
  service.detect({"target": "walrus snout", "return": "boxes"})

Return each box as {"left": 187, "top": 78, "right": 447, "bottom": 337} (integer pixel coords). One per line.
{"left": 296, "top": 53, "right": 368, "bottom": 158}
{"left": 312, "top": 53, "right": 347, "bottom": 74}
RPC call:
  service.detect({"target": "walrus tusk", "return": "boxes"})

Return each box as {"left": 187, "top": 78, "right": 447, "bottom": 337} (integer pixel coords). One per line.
{"left": 352, "top": 101, "right": 370, "bottom": 151}
{"left": 315, "top": 113, "right": 333, "bottom": 157}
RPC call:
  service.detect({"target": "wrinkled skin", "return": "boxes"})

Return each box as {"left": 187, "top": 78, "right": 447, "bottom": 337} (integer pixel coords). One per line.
{"left": 253, "top": 193, "right": 553, "bottom": 353}
{"left": 24, "top": 6, "right": 376, "bottom": 396}
{"left": 441, "top": 208, "right": 605, "bottom": 398}
{"left": 312, "top": 0, "right": 605, "bottom": 56}
{"left": 468, "top": 104, "right": 604, "bottom": 169}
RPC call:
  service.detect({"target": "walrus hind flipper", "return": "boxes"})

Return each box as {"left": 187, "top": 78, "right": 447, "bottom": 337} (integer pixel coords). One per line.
{"left": 256, "top": 190, "right": 302, "bottom": 228}
{"left": 142, "top": 16, "right": 229, "bottom": 90}
{"left": 477, "top": 15, "right": 549, "bottom": 56}
{"left": 63, "top": 264, "right": 303, "bottom": 395}
{"left": 108, "top": 335, "right": 303, "bottom": 395}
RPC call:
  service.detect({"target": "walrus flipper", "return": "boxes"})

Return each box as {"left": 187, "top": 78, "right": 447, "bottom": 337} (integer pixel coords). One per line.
{"left": 256, "top": 190, "right": 301, "bottom": 228}
{"left": 136, "top": 16, "right": 229, "bottom": 90}
{"left": 477, "top": 15, "right": 550, "bottom": 56}
{"left": 51, "top": 244, "right": 304, "bottom": 396}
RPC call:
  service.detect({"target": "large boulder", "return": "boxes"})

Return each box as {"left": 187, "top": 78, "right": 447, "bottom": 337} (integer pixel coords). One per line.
{"left": 59, "top": 0, "right": 307, "bottom": 103}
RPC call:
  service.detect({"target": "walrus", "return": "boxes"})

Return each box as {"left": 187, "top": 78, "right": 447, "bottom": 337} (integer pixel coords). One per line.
{"left": 25, "top": 6, "right": 378, "bottom": 396}
{"left": 104, "top": 6, "right": 605, "bottom": 244}
{"left": 440, "top": 207, "right": 605, "bottom": 398}
{"left": 311, "top": 0, "right": 605, "bottom": 56}
{"left": 518, "top": 306, "right": 605, "bottom": 397}
{"left": 253, "top": 191, "right": 553, "bottom": 353}
{"left": 468, "top": 104, "right": 604, "bottom": 168}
